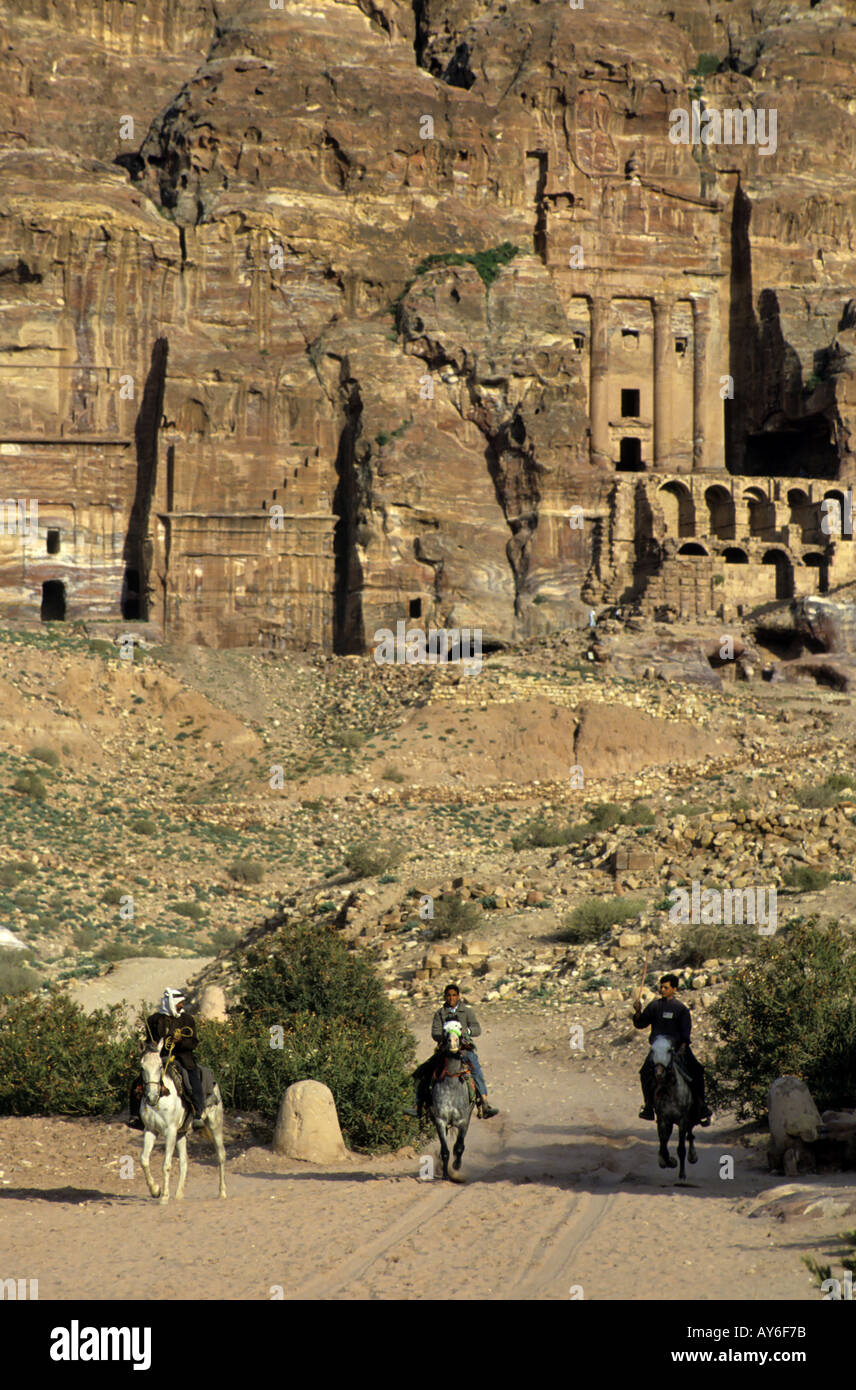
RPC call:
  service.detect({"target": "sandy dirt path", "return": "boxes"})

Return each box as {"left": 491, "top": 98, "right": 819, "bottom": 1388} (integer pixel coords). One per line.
{"left": 0, "top": 1008, "right": 832, "bottom": 1300}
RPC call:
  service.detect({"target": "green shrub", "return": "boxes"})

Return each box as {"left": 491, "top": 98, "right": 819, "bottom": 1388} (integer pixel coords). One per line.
{"left": 228, "top": 859, "right": 265, "bottom": 884}
{"left": 28, "top": 746, "right": 60, "bottom": 768}
{"left": 431, "top": 895, "right": 482, "bottom": 940}
{"left": 72, "top": 928, "right": 98, "bottom": 951}
{"left": 198, "top": 1012, "right": 415, "bottom": 1152}
{"left": 101, "top": 886, "right": 126, "bottom": 905}
{"left": 511, "top": 818, "right": 586, "bottom": 850}
{"left": 794, "top": 775, "right": 854, "bottom": 809}
{"left": 130, "top": 816, "right": 157, "bottom": 835}
{"left": 0, "top": 988, "right": 135, "bottom": 1114}
{"left": 782, "top": 866, "right": 830, "bottom": 892}
{"left": 173, "top": 900, "right": 207, "bottom": 920}
{"left": 0, "top": 949, "right": 42, "bottom": 998}
{"left": 343, "top": 840, "right": 405, "bottom": 879}
{"left": 673, "top": 923, "right": 756, "bottom": 968}
{"left": 710, "top": 918, "right": 856, "bottom": 1119}
{"left": 209, "top": 925, "right": 240, "bottom": 951}
{"left": 12, "top": 770, "right": 46, "bottom": 801}
{"left": 562, "top": 896, "right": 645, "bottom": 944}
{"left": 95, "top": 942, "right": 140, "bottom": 963}
{"left": 236, "top": 919, "right": 396, "bottom": 1031}
{"left": 333, "top": 729, "right": 365, "bottom": 751}
{"left": 381, "top": 765, "right": 405, "bottom": 783}
{"left": 0, "top": 861, "right": 37, "bottom": 889}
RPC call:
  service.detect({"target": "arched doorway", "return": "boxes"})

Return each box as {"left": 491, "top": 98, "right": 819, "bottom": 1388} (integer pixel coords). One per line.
{"left": 658, "top": 482, "right": 695, "bottom": 538}
{"left": 745, "top": 488, "right": 776, "bottom": 539}
{"left": 722, "top": 547, "right": 748, "bottom": 564}
{"left": 762, "top": 550, "right": 793, "bottom": 600}
{"left": 705, "top": 485, "right": 735, "bottom": 540}
{"left": 677, "top": 542, "right": 708, "bottom": 556}
{"left": 803, "top": 553, "right": 829, "bottom": 594}
{"left": 41, "top": 580, "right": 66, "bottom": 621}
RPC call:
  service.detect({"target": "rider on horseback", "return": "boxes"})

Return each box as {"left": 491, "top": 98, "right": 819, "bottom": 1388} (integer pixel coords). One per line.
{"left": 127, "top": 988, "right": 207, "bottom": 1130}
{"left": 405, "top": 985, "right": 499, "bottom": 1121}
{"left": 633, "top": 973, "right": 712, "bottom": 1126}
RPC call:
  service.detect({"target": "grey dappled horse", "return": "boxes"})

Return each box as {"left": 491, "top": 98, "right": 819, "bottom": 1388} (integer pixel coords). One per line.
{"left": 139, "top": 1040, "right": 227, "bottom": 1204}
{"left": 429, "top": 1021, "right": 477, "bottom": 1182}
{"left": 651, "top": 1034, "right": 697, "bottom": 1182}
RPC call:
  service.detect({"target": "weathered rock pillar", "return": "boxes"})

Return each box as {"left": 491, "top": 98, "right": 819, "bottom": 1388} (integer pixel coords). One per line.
{"left": 589, "top": 295, "right": 611, "bottom": 466}
{"left": 691, "top": 295, "right": 724, "bottom": 472}
{"left": 653, "top": 296, "right": 674, "bottom": 468}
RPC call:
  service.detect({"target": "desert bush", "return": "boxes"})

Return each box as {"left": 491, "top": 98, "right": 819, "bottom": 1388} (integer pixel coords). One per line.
{"left": 209, "top": 925, "right": 240, "bottom": 951}
{"left": 333, "top": 729, "right": 364, "bottom": 751}
{"left": 101, "top": 886, "right": 126, "bottom": 905}
{"left": 343, "top": 840, "right": 405, "bottom": 879}
{"left": 673, "top": 923, "right": 756, "bottom": 968}
{"left": 28, "top": 746, "right": 60, "bottom": 768}
{"left": 12, "top": 770, "right": 46, "bottom": 801}
{"left": 0, "top": 988, "right": 135, "bottom": 1115}
{"left": 431, "top": 894, "right": 482, "bottom": 940}
{"left": 228, "top": 858, "right": 265, "bottom": 884}
{"left": 562, "top": 896, "right": 645, "bottom": 944}
{"left": 130, "top": 816, "right": 157, "bottom": 836}
{"left": 511, "top": 818, "right": 586, "bottom": 850}
{"left": 782, "top": 866, "right": 830, "bottom": 892}
{"left": 0, "top": 949, "right": 42, "bottom": 998}
{"left": 198, "top": 1012, "right": 415, "bottom": 1152}
{"left": 236, "top": 919, "right": 396, "bottom": 1031}
{"left": 795, "top": 775, "right": 854, "bottom": 810}
{"left": 95, "top": 942, "right": 140, "bottom": 963}
{"left": 710, "top": 918, "right": 856, "bottom": 1119}
{"left": 173, "top": 900, "right": 207, "bottom": 920}
{"left": 381, "top": 764, "right": 405, "bottom": 783}
{"left": 0, "top": 861, "right": 37, "bottom": 889}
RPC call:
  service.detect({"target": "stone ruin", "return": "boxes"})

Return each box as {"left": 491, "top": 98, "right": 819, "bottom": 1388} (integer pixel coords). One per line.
{"left": 0, "top": 0, "right": 855, "bottom": 649}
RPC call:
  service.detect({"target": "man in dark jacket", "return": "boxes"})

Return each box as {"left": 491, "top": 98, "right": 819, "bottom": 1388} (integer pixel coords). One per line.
{"left": 127, "top": 988, "right": 206, "bottom": 1129}
{"left": 633, "top": 974, "right": 711, "bottom": 1125}
{"left": 406, "top": 984, "right": 499, "bottom": 1120}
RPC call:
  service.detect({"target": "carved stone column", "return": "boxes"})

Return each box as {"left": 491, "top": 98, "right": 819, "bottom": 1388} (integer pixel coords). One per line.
{"left": 691, "top": 295, "right": 724, "bottom": 472}
{"left": 653, "top": 296, "right": 675, "bottom": 468}
{"left": 589, "top": 294, "right": 610, "bottom": 466}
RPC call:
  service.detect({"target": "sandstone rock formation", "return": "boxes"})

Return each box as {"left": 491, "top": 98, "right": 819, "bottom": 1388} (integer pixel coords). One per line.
{"left": 195, "top": 984, "right": 228, "bottom": 1022}
{"left": 767, "top": 1075, "right": 823, "bottom": 1176}
{"left": 1, "top": 0, "right": 855, "bottom": 646}
{"left": 273, "top": 1079, "right": 348, "bottom": 1163}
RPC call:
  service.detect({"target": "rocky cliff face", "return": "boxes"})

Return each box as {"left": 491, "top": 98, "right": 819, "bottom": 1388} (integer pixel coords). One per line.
{"left": 1, "top": 0, "right": 855, "bottom": 646}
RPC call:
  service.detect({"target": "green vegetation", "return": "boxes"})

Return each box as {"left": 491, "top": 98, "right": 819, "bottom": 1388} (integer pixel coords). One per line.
{"left": 690, "top": 53, "right": 720, "bottom": 77}
{"left": 343, "top": 840, "right": 405, "bottom": 879}
{"left": 11, "top": 770, "right": 47, "bottom": 801}
{"left": 431, "top": 894, "right": 482, "bottom": 940}
{"left": 28, "top": 746, "right": 60, "bottom": 768}
{"left": 794, "top": 773, "right": 855, "bottom": 809}
{"left": 130, "top": 816, "right": 157, "bottom": 836}
{"left": 228, "top": 859, "right": 265, "bottom": 884}
{"left": 0, "top": 989, "right": 135, "bottom": 1114}
{"left": 562, "top": 896, "right": 645, "bottom": 944}
{"left": 673, "top": 922, "right": 756, "bottom": 968}
{"left": 781, "top": 866, "right": 831, "bottom": 892}
{"left": 512, "top": 799, "right": 654, "bottom": 850}
{"left": 710, "top": 919, "right": 856, "bottom": 1119}
{"left": 0, "top": 949, "right": 42, "bottom": 998}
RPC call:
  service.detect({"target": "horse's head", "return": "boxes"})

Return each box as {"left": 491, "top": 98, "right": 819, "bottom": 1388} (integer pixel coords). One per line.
{"left": 650, "top": 1034, "right": 675, "bottom": 1080}
{"left": 443, "top": 1020, "right": 463, "bottom": 1055}
{"left": 140, "top": 1042, "right": 165, "bottom": 1106}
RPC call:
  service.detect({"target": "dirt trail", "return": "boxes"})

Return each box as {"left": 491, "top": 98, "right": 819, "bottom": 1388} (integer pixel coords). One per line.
{"left": 0, "top": 1009, "right": 831, "bottom": 1300}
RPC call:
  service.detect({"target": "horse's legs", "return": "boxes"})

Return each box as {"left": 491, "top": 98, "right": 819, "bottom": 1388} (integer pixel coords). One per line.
{"left": 160, "top": 1125, "right": 177, "bottom": 1204}
{"left": 208, "top": 1102, "right": 227, "bottom": 1198}
{"left": 657, "top": 1116, "right": 677, "bottom": 1168}
{"left": 452, "top": 1122, "right": 466, "bottom": 1172}
{"left": 677, "top": 1125, "right": 687, "bottom": 1181}
{"left": 175, "top": 1134, "right": 188, "bottom": 1200}
{"left": 435, "top": 1119, "right": 450, "bottom": 1180}
{"left": 140, "top": 1128, "right": 161, "bottom": 1198}
{"left": 688, "top": 1127, "right": 698, "bottom": 1165}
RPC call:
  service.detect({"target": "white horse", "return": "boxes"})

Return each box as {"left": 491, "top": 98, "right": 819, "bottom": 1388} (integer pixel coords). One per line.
{"left": 139, "top": 1041, "right": 227, "bottom": 1204}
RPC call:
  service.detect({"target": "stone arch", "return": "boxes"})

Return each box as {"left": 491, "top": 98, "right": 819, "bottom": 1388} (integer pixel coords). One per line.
{"left": 803, "top": 552, "right": 829, "bottom": 594}
{"left": 722, "top": 546, "right": 748, "bottom": 563}
{"left": 787, "top": 488, "right": 814, "bottom": 543}
{"left": 705, "top": 485, "right": 735, "bottom": 540}
{"left": 658, "top": 481, "right": 694, "bottom": 538}
{"left": 821, "top": 489, "right": 847, "bottom": 537}
{"left": 745, "top": 487, "right": 775, "bottom": 538}
{"left": 762, "top": 549, "right": 793, "bottom": 600}
{"left": 677, "top": 542, "right": 708, "bottom": 556}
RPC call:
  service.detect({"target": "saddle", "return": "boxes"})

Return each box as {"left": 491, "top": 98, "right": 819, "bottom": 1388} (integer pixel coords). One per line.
{"left": 432, "top": 1054, "right": 478, "bottom": 1106}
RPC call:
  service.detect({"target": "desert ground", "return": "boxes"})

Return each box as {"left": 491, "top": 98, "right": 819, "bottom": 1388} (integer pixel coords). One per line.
{"left": 1, "top": 619, "right": 855, "bottom": 1301}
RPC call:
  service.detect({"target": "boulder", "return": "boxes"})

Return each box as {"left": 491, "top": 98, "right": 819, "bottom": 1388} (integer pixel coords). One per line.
{"left": 767, "top": 1076, "right": 823, "bottom": 1175}
{"left": 196, "top": 985, "right": 228, "bottom": 1022}
{"left": 273, "top": 1080, "right": 348, "bottom": 1162}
